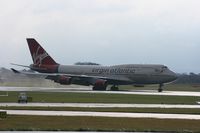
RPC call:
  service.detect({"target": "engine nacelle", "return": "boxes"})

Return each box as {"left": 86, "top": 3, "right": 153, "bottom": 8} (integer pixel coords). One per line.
{"left": 54, "top": 75, "right": 71, "bottom": 85}
{"left": 93, "top": 79, "right": 107, "bottom": 90}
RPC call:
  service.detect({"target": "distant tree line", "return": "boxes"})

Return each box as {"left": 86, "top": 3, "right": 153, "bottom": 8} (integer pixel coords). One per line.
{"left": 175, "top": 73, "right": 200, "bottom": 84}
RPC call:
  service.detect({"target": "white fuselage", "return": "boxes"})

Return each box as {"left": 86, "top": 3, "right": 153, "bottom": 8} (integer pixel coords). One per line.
{"left": 57, "top": 64, "right": 177, "bottom": 85}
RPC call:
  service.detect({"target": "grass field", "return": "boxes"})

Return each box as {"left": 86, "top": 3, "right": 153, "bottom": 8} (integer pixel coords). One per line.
{"left": 0, "top": 115, "right": 200, "bottom": 132}
{"left": 0, "top": 91, "right": 200, "bottom": 104}
{"left": 120, "top": 84, "right": 200, "bottom": 92}
{"left": 1, "top": 84, "right": 200, "bottom": 132}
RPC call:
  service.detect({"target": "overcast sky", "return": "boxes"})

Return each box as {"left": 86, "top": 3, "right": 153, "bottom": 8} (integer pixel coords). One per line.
{"left": 0, "top": 0, "right": 200, "bottom": 73}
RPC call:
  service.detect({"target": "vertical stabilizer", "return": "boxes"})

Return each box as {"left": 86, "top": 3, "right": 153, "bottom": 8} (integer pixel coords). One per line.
{"left": 26, "top": 38, "right": 57, "bottom": 65}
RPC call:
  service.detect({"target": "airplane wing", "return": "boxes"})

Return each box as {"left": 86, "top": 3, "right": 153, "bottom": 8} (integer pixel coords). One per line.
{"left": 11, "top": 68, "right": 132, "bottom": 85}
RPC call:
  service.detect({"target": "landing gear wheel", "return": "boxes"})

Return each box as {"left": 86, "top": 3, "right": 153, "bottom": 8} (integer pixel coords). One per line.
{"left": 158, "top": 84, "right": 163, "bottom": 92}
{"left": 158, "top": 88, "right": 163, "bottom": 92}
{"left": 92, "top": 86, "right": 106, "bottom": 91}
{"left": 110, "top": 86, "right": 119, "bottom": 91}
{"left": 92, "top": 86, "right": 97, "bottom": 90}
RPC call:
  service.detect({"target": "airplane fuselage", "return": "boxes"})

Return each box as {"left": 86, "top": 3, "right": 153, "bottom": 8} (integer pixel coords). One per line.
{"left": 58, "top": 64, "right": 177, "bottom": 85}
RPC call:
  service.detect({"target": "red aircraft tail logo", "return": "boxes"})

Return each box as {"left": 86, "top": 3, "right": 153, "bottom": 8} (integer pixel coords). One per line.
{"left": 32, "top": 46, "right": 49, "bottom": 65}
{"left": 27, "top": 38, "right": 57, "bottom": 65}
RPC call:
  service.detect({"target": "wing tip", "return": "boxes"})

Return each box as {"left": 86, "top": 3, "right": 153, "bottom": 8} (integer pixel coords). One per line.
{"left": 11, "top": 68, "right": 20, "bottom": 73}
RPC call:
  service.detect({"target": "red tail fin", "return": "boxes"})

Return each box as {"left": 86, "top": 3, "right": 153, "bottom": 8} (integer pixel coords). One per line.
{"left": 26, "top": 38, "right": 57, "bottom": 65}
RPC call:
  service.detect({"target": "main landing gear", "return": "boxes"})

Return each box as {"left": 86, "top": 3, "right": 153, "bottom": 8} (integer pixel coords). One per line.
{"left": 110, "top": 85, "right": 119, "bottom": 91}
{"left": 158, "top": 83, "right": 164, "bottom": 92}
{"left": 92, "top": 86, "right": 107, "bottom": 91}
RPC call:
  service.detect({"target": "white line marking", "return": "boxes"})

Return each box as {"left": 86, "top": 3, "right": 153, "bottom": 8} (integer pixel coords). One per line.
{"left": 0, "top": 103, "right": 200, "bottom": 108}
{"left": 4, "top": 110, "right": 200, "bottom": 120}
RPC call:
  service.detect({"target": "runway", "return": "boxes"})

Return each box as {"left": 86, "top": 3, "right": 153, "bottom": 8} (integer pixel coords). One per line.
{"left": 1, "top": 86, "right": 200, "bottom": 120}
{"left": 1, "top": 103, "right": 200, "bottom": 108}
{"left": 1, "top": 86, "right": 200, "bottom": 97}
{"left": 0, "top": 86, "right": 91, "bottom": 92}
{"left": 0, "top": 132, "right": 132, "bottom": 133}
{"left": 2, "top": 110, "right": 200, "bottom": 120}
{"left": 0, "top": 132, "right": 147, "bottom": 133}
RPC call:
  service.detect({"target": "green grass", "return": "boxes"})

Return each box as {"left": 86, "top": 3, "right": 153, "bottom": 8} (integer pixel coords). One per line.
{"left": 0, "top": 115, "right": 200, "bottom": 132}
{"left": 165, "top": 84, "right": 200, "bottom": 91}
{"left": 120, "top": 84, "right": 200, "bottom": 92}
{"left": 1, "top": 106, "right": 200, "bottom": 115}
{"left": 0, "top": 91, "right": 200, "bottom": 104}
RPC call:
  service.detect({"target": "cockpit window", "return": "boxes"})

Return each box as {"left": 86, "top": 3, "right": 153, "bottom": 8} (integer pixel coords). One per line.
{"left": 154, "top": 66, "right": 168, "bottom": 73}
{"left": 160, "top": 66, "right": 168, "bottom": 72}
{"left": 155, "top": 69, "right": 161, "bottom": 72}
{"left": 162, "top": 66, "right": 168, "bottom": 69}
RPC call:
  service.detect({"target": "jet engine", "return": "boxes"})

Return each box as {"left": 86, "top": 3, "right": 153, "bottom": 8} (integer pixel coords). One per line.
{"left": 93, "top": 79, "right": 107, "bottom": 90}
{"left": 54, "top": 75, "right": 72, "bottom": 85}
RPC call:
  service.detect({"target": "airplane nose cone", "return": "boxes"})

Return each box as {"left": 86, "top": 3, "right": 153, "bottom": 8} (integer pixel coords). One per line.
{"left": 172, "top": 73, "right": 178, "bottom": 80}
{"left": 170, "top": 71, "right": 178, "bottom": 81}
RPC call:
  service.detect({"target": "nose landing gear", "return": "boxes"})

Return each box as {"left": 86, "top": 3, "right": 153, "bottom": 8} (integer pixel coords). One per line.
{"left": 158, "top": 83, "right": 164, "bottom": 92}
{"left": 110, "top": 85, "right": 119, "bottom": 91}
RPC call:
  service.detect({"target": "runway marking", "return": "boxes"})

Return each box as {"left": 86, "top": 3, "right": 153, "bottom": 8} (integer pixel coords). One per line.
{"left": 0, "top": 103, "right": 200, "bottom": 108}
{"left": 3, "top": 110, "right": 200, "bottom": 120}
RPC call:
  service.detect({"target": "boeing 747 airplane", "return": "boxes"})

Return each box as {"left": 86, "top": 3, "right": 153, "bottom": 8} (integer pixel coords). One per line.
{"left": 11, "top": 38, "right": 177, "bottom": 92}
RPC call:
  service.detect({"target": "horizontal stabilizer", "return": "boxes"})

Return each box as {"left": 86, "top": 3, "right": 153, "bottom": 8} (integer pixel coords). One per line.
{"left": 11, "top": 68, "right": 20, "bottom": 73}
{"left": 11, "top": 63, "right": 30, "bottom": 68}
